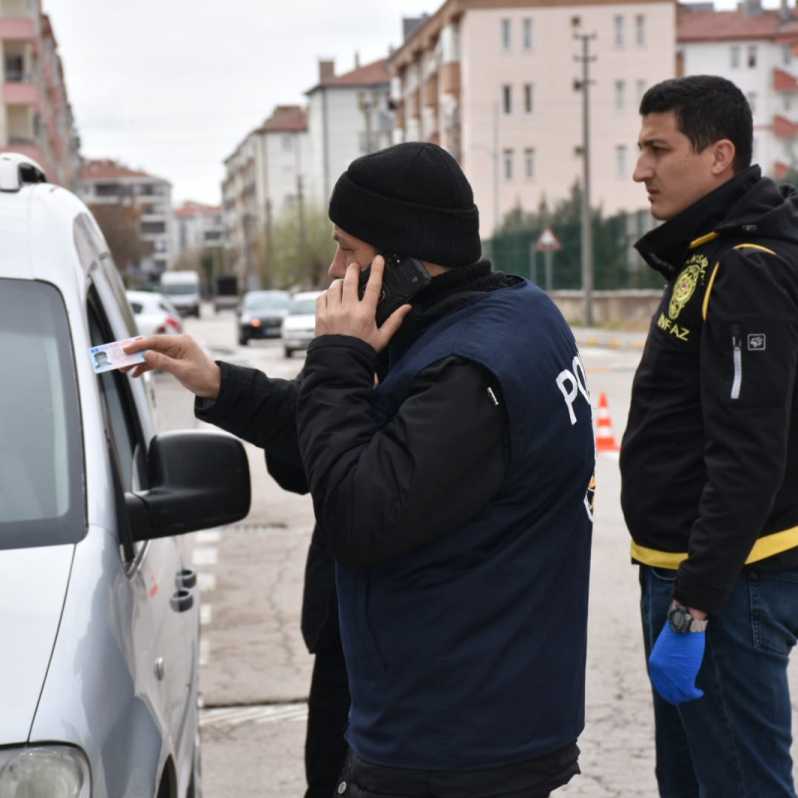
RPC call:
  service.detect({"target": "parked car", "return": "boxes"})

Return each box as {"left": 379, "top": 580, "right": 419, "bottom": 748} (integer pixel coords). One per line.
{"left": 0, "top": 153, "right": 250, "bottom": 798}
{"left": 213, "top": 274, "right": 239, "bottom": 314}
{"left": 281, "top": 290, "right": 322, "bottom": 357}
{"left": 127, "top": 290, "right": 184, "bottom": 337}
{"left": 160, "top": 270, "right": 201, "bottom": 318}
{"left": 237, "top": 290, "right": 291, "bottom": 346}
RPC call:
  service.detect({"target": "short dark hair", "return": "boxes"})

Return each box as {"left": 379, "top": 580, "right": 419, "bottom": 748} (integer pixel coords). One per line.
{"left": 640, "top": 76, "right": 753, "bottom": 172}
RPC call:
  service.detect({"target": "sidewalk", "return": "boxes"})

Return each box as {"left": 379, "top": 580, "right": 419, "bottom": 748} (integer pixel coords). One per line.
{"left": 574, "top": 327, "right": 647, "bottom": 352}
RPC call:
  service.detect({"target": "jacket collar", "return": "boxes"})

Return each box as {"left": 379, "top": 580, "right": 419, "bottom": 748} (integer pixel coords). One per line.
{"left": 635, "top": 166, "right": 761, "bottom": 280}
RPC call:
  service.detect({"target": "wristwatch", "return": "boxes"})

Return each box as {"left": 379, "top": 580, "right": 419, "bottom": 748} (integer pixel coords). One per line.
{"left": 667, "top": 601, "right": 708, "bottom": 634}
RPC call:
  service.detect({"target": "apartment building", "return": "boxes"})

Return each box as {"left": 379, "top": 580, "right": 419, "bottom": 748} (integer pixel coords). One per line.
{"left": 0, "top": 0, "right": 80, "bottom": 189}
{"left": 390, "top": 0, "right": 675, "bottom": 236}
{"left": 221, "top": 105, "right": 310, "bottom": 289}
{"left": 306, "top": 57, "right": 393, "bottom": 202}
{"left": 173, "top": 201, "right": 225, "bottom": 258}
{"left": 679, "top": 0, "right": 798, "bottom": 179}
{"left": 79, "top": 159, "right": 174, "bottom": 277}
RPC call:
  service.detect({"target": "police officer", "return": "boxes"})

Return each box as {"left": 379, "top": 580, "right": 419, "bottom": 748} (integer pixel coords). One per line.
{"left": 622, "top": 75, "right": 798, "bottom": 796}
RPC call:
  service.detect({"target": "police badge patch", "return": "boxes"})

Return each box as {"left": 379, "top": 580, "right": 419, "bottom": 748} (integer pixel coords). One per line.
{"left": 669, "top": 255, "right": 708, "bottom": 321}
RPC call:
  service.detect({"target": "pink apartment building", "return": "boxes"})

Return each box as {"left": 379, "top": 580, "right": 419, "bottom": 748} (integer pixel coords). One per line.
{"left": 390, "top": 0, "right": 676, "bottom": 237}
{"left": 0, "top": 0, "right": 80, "bottom": 189}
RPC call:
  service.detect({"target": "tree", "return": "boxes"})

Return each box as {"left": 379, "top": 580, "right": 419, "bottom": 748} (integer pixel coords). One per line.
{"left": 89, "top": 203, "right": 151, "bottom": 278}
{"left": 260, "top": 203, "right": 336, "bottom": 289}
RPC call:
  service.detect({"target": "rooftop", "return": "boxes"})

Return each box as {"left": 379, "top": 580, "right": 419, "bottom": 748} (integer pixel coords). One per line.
{"left": 175, "top": 200, "right": 222, "bottom": 219}
{"left": 678, "top": 3, "right": 798, "bottom": 41}
{"left": 80, "top": 159, "right": 169, "bottom": 184}
{"left": 260, "top": 105, "right": 308, "bottom": 133}
{"left": 307, "top": 57, "right": 390, "bottom": 93}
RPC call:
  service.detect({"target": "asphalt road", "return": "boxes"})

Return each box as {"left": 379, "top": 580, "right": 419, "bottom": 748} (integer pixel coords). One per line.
{"left": 151, "top": 306, "right": 798, "bottom": 797}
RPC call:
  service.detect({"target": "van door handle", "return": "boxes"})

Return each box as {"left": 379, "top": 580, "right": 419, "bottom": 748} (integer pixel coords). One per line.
{"left": 171, "top": 588, "right": 194, "bottom": 613}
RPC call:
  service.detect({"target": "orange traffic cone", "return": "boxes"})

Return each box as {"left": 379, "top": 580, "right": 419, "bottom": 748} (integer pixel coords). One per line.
{"left": 596, "top": 392, "right": 620, "bottom": 453}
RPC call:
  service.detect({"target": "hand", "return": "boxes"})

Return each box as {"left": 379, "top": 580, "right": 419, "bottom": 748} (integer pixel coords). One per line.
{"left": 123, "top": 334, "right": 221, "bottom": 399}
{"left": 315, "top": 256, "right": 412, "bottom": 352}
{"left": 648, "top": 622, "right": 706, "bottom": 705}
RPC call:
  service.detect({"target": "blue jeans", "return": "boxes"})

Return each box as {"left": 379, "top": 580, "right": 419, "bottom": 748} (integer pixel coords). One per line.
{"left": 640, "top": 564, "right": 798, "bottom": 798}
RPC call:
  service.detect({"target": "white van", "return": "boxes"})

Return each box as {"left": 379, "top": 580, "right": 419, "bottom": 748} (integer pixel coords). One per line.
{"left": 160, "top": 270, "right": 201, "bottom": 318}
{"left": 0, "top": 154, "right": 251, "bottom": 798}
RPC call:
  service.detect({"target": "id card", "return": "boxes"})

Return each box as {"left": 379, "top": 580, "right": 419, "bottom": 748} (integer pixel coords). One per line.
{"left": 90, "top": 337, "right": 146, "bottom": 374}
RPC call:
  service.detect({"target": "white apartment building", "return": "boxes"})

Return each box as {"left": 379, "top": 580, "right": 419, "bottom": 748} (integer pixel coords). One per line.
{"left": 390, "top": 0, "right": 676, "bottom": 237}
{"left": 306, "top": 57, "right": 393, "bottom": 202}
{"left": 221, "top": 105, "right": 311, "bottom": 289}
{"left": 173, "top": 201, "right": 225, "bottom": 258}
{"left": 79, "top": 159, "right": 174, "bottom": 277}
{"left": 0, "top": 0, "right": 81, "bottom": 189}
{"left": 679, "top": 0, "right": 798, "bottom": 179}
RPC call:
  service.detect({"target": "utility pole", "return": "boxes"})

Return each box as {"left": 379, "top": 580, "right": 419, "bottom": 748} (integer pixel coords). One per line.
{"left": 574, "top": 30, "right": 597, "bottom": 327}
{"left": 493, "top": 100, "right": 500, "bottom": 234}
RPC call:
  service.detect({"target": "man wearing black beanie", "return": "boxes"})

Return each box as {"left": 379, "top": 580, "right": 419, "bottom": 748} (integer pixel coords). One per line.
{"left": 125, "top": 142, "right": 594, "bottom": 798}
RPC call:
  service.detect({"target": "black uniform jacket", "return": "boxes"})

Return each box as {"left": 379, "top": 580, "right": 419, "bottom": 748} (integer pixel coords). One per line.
{"left": 621, "top": 166, "right": 798, "bottom": 613}
{"left": 196, "top": 262, "right": 514, "bottom": 651}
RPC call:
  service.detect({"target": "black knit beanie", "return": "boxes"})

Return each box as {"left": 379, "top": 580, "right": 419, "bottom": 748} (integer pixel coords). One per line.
{"left": 328, "top": 142, "right": 481, "bottom": 268}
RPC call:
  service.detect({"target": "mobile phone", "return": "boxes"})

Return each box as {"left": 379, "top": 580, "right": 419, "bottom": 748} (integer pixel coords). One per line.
{"left": 357, "top": 254, "right": 432, "bottom": 326}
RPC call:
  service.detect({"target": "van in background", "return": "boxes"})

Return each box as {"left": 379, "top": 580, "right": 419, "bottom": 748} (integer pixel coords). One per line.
{"left": 160, "top": 270, "right": 201, "bottom": 318}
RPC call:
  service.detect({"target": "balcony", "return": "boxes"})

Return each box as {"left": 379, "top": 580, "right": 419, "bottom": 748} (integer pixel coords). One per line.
{"left": 773, "top": 114, "right": 798, "bottom": 138}
{"left": 423, "top": 74, "right": 439, "bottom": 109}
{"left": 409, "top": 89, "right": 421, "bottom": 120}
{"left": 773, "top": 67, "right": 798, "bottom": 93}
{"left": 440, "top": 62, "right": 461, "bottom": 95}
{"left": 0, "top": 17, "right": 34, "bottom": 41}
{"left": 3, "top": 81, "right": 38, "bottom": 105}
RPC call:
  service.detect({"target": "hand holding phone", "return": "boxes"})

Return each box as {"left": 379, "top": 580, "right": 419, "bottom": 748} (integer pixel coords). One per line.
{"left": 357, "top": 254, "right": 431, "bottom": 326}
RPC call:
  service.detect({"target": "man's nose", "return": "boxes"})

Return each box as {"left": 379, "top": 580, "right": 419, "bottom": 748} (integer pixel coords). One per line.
{"left": 633, "top": 155, "right": 651, "bottom": 183}
{"left": 328, "top": 252, "right": 347, "bottom": 279}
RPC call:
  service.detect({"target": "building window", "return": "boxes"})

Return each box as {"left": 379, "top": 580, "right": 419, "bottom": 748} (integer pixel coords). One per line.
{"left": 523, "top": 18, "right": 533, "bottom": 50}
{"left": 503, "top": 148, "right": 514, "bottom": 181}
{"left": 748, "top": 45, "right": 757, "bottom": 68}
{"left": 502, "top": 84, "right": 512, "bottom": 114}
{"left": 614, "top": 15, "right": 624, "bottom": 48}
{"left": 748, "top": 92, "right": 757, "bottom": 115}
{"left": 731, "top": 46, "right": 740, "bottom": 68}
{"left": 525, "top": 148, "right": 535, "bottom": 179}
{"left": 615, "top": 80, "right": 625, "bottom": 111}
{"left": 524, "top": 83, "right": 534, "bottom": 113}
{"left": 635, "top": 14, "right": 645, "bottom": 46}
{"left": 783, "top": 44, "right": 793, "bottom": 66}
{"left": 616, "top": 144, "right": 628, "bottom": 179}
{"left": 501, "top": 18, "right": 511, "bottom": 51}
{"left": 637, "top": 79, "right": 647, "bottom": 104}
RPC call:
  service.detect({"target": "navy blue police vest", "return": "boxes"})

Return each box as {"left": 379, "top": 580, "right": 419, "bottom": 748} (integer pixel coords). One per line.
{"left": 337, "top": 281, "right": 595, "bottom": 769}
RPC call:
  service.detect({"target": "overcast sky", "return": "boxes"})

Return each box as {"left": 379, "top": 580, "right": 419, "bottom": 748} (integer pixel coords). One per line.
{"left": 44, "top": 0, "right": 762, "bottom": 206}
{"left": 43, "top": 0, "right": 431, "bottom": 205}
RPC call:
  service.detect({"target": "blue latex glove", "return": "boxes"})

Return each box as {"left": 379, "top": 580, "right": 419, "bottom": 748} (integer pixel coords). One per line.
{"left": 648, "top": 622, "right": 705, "bottom": 705}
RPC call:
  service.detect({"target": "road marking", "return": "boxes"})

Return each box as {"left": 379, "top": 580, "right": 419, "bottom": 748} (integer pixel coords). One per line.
{"left": 600, "top": 451, "right": 620, "bottom": 461}
{"left": 196, "top": 530, "right": 222, "bottom": 544}
{"left": 199, "top": 638, "right": 211, "bottom": 667}
{"left": 198, "top": 572, "right": 216, "bottom": 592}
{"left": 193, "top": 547, "right": 218, "bottom": 566}
{"left": 200, "top": 702, "right": 309, "bottom": 729}
{"left": 200, "top": 604, "right": 213, "bottom": 626}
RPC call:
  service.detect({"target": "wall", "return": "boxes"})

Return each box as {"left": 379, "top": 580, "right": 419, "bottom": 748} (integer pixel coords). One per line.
{"left": 551, "top": 288, "right": 661, "bottom": 326}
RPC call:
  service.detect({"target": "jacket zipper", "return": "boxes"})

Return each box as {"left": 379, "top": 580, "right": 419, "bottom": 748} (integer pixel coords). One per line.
{"left": 731, "top": 324, "right": 743, "bottom": 400}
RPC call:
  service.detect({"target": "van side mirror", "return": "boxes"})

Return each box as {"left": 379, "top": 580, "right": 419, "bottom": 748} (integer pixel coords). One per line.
{"left": 125, "top": 430, "right": 250, "bottom": 541}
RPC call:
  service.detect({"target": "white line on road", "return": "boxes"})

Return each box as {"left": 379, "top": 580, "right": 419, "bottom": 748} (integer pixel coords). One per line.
{"left": 200, "top": 703, "right": 309, "bottom": 729}
{"left": 200, "top": 604, "right": 213, "bottom": 626}
{"left": 199, "top": 639, "right": 211, "bottom": 667}
{"left": 193, "top": 547, "right": 218, "bottom": 566}
{"left": 198, "top": 572, "right": 217, "bottom": 592}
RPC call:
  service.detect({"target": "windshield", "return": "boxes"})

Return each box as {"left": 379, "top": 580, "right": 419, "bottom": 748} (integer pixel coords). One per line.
{"left": 289, "top": 299, "right": 317, "bottom": 315}
{"left": 245, "top": 292, "right": 291, "bottom": 311}
{"left": 161, "top": 283, "right": 198, "bottom": 296}
{"left": 0, "top": 280, "right": 85, "bottom": 549}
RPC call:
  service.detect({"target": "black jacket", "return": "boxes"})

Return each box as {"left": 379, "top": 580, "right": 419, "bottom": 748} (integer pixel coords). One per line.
{"left": 621, "top": 167, "right": 798, "bottom": 613}
{"left": 195, "top": 262, "right": 511, "bottom": 650}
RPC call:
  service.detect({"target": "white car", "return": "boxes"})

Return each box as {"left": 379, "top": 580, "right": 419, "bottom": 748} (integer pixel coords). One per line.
{"left": 127, "top": 290, "right": 184, "bottom": 337}
{"left": 281, "top": 290, "right": 323, "bottom": 357}
{"left": 0, "top": 154, "right": 251, "bottom": 798}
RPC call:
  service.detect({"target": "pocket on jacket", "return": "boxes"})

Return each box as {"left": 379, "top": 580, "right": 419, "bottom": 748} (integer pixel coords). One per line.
{"left": 749, "top": 573, "right": 798, "bottom": 656}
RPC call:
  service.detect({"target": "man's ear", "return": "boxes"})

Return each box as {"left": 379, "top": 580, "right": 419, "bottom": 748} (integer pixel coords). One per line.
{"left": 710, "top": 139, "right": 736, "bottom": 176}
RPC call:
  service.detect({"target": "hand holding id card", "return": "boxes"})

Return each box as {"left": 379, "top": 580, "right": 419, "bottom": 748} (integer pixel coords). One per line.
{"left": 90, "top": 337, "right": 147, "bottom": 374}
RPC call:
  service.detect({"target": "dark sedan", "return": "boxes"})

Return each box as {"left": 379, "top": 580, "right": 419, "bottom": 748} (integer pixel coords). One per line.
{"left": 237, "top": 290, "right": 291, "bottom": 346}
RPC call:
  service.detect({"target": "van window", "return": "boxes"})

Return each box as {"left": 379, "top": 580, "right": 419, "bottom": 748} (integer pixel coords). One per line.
{"left": 0, "top": 280, "right": 85, "bottom": 549}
